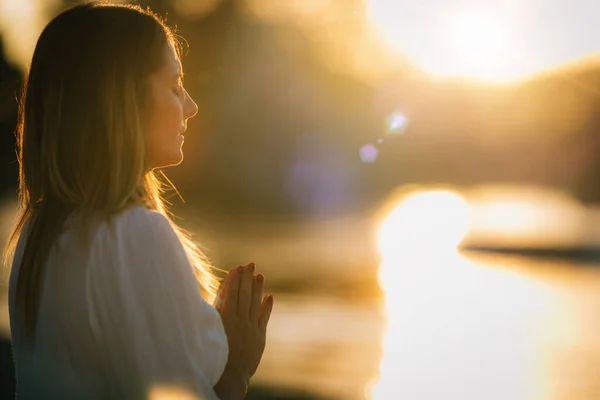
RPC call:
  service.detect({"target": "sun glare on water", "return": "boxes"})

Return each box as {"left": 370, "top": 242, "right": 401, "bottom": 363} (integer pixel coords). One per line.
{"left": 371, "top": 188, "right": 552, "bottom": 400}
{"left": 377, "top": 190, "right": 469, "bottom": 262}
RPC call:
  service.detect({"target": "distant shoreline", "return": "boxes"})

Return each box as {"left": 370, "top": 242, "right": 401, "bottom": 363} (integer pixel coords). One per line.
{"left": 460, "top": 244, "right": 600, "bottom": 265}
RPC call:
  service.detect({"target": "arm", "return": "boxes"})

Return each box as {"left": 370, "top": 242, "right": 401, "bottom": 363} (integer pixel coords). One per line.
{"left": 87, "top": 208, "right": 228, "bottom": 399}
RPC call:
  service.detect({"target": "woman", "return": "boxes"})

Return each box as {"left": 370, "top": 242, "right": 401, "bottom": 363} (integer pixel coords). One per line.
{"left": 3, "top": 2, "right": 273, "bottom": 399}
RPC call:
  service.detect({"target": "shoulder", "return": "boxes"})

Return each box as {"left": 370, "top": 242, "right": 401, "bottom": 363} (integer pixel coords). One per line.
{"left": 98, "top": 206, "right": 177, "bottom": 243}
{"left": 110, "top": 206, "right": 172, "bottom": 233}
{"left": 91, "top": 206, "right": 186, "bottom": 266}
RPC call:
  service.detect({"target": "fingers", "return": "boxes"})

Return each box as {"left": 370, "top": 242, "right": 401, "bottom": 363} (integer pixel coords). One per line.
{"left": 250, "top": 274, "right": 264, "bottom": 324}
{"left": 258, "top": 295, "right": 274, "bottom": 332}
{"left": 222, "top": 266, "right": 241, "bottom": 314}
{"left": 238, "top": 262, "right": 255, "bottom": 317}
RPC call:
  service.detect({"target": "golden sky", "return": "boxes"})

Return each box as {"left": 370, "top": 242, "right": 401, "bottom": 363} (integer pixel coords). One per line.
{"left": 369, "top": 0, "right": 600, "bottom": 82}
{"left": 1, "top": 0, "right": 600, "bottom": 83}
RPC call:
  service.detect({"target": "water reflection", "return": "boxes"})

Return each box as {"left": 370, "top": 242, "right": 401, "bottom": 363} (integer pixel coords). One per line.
{"left": 371, "top": 189, "right": 597, "bottom": 400}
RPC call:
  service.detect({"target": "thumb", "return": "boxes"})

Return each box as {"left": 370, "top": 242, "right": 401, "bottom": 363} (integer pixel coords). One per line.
{"left": 214, "top": 269, "right": 232, "bottom": 309}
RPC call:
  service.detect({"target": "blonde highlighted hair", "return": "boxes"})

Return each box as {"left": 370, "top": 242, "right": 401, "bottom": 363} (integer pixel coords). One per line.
{"left": 2, "top": 2, "right": 219, "bottom": 344}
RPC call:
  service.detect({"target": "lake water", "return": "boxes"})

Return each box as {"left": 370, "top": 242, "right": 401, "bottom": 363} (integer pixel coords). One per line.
{"left": 254, "top": 251, "right": 600, "bottom": 400}
{"left": 249, "top": 187, "right": 600, "bottom": 400}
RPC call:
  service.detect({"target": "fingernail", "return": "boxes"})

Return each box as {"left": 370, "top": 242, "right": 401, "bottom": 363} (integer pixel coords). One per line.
{"left": 257, "top": 274, "right": 264, "bottom": 283}
{"left": 237, "top": 266, "right": 244, "bottom": 273}
{"left": 268, "top": 294, "right": 274, "bottom": 302}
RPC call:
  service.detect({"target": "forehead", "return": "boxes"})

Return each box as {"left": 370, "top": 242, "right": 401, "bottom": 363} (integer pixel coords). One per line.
{"left": 160, "top": 43, "right": 182, "bottom": 75}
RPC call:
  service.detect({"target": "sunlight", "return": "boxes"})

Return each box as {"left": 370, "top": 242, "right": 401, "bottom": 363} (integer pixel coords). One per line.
{"left": 148, "top": 385, "right": 199, "bottom": 400}
{"left": 446, "top": 10, "right": 509, "bottom": 80}
{"left": 0, "top": 0, "right": 61, "bottom": 68}
{"left": 377, "top": 190, "right": 470, "bottom": 263}
{"left": 367, "top": 2, "right": 528, "bottom": 82}
{"left": 375, "top": 189, "right": 471, "bottom": 313}
{"left": 372, "top": 188, "right": 551, "bottom": 400}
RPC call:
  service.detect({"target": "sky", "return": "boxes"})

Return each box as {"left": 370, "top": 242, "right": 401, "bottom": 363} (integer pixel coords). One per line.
{"left": 1, "top": 0, "right": 600, "bottom": 82}
{"left": 368, "top": 0, "right": 600, "bottom": 81}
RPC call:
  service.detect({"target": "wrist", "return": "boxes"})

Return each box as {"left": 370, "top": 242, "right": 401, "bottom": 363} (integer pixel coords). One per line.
{"left": 224, "top": 364, "right": 250, "bottom": 387}
{"left": 214, "top": 364, "right": 249, "bottom": 400}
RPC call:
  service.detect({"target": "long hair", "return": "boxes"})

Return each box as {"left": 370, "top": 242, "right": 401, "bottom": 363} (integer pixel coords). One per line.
{"left": 2, "top": 2, "right": 219, "bottom": 344}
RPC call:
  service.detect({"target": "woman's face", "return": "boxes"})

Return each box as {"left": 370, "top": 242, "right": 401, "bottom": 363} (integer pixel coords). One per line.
{"left": 145, "top": 43, "right": 198, "bottom": 169}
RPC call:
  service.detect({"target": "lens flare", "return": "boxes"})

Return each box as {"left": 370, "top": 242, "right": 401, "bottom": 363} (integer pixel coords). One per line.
{"left": 360, "top": 143, "right": 380, "bottom": 163}
{"left": 386, "top": 111, "right": 409, "bottom": 135}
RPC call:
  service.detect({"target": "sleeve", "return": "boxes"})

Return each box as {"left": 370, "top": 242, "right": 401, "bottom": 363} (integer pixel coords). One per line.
{"left": 85, "top": 208, "right": 228, "bottom": 400}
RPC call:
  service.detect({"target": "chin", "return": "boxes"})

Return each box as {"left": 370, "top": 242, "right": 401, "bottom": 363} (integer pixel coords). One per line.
{"left": 152, "top": 151, "right": 184, "bottom": 169}
{"left": 166, "top": 153, "right": 184, "bottom": 167}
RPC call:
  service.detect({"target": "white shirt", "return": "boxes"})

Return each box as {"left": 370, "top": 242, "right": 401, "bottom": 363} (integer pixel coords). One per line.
{"left": 8, "top": 206, "right": 228, "bottom": 399}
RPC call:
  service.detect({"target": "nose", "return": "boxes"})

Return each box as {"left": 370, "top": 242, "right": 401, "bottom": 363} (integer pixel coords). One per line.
{"left": 184, "top": 89, "right": 199, "bottom": 119}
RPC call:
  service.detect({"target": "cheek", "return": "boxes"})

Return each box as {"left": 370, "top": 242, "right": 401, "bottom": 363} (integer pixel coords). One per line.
{"left": 143, "top": 84, "right": 185, "bottom": 167}
{"left": 146, "top": 96, "right": 181, "bottom": 141}
{"left": 150, "top": 94, "right": 181, "bottom": 126}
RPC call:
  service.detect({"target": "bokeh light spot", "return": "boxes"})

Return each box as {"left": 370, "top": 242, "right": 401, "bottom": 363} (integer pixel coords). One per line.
{"left": 149, "top": 385, "right": 199, "bottom": 400}
{"left": 386, "top": 111, "right": 409, "bottom": 135}
{"left": 360, "top": 143, "right": 379, "bottom": 163}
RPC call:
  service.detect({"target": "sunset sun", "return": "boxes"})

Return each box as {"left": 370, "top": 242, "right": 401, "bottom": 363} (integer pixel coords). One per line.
{"left": 446, "top": 11, "right": 509, "bottom": 80}
{"left": 368, "top": 3, "right": 523, "bottom": 82}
